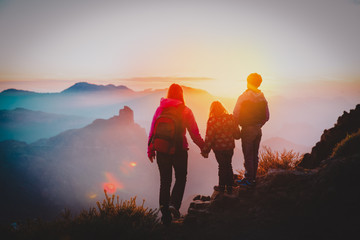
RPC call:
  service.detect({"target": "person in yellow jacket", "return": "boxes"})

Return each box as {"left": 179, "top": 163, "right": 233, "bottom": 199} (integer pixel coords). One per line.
{"left": 233, "top": 73, "right": 270, "bottom": 187}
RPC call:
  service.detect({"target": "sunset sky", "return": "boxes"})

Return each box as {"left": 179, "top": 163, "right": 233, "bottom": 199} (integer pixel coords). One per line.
{"left": 0, "top": 0, "right": 360, "bottom": 97}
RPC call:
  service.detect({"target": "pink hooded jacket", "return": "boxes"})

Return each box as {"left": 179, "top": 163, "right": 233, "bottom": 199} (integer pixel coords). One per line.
{"left": 148, "top": 98, "right": 204, "bottom": 157}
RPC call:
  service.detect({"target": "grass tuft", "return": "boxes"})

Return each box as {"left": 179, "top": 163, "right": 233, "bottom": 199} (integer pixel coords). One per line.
{"left": 7, "top": 190, "right": 160, "bottom": 239}
{"left": 258, "top": 146, "right": 302, "bottom": 176}
{"left": 331, "top": 129, "right": 360, "bottom": 158}
{"left": 236, "top": 146, "right": 302, "bottom": 179}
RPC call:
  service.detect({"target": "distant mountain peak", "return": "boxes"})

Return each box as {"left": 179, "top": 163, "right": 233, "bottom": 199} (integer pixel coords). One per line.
{"left": 0, "top": 88, "right": 38, "bottom": 95}
{"left": 119, "top": 106, "right": 134, "bottom": 123}
{"left": 91, "top": 106, "right": 135, "bottom": 128}
{"left": 181, "top": 85, "right": 210, "bottom": 95}
{"left": 61, "top": 82, "right": 133, "bottom": 93}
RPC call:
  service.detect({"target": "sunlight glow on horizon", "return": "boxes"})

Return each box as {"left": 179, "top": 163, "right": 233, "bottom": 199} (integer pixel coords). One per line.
{"left": 1, "top": 75, "right": 359, "bottom": 100}
{"left": 0, "top": 39, "right": 275, "bottom": 98}
{"left": 1, "top": 0, "right": 359, "bottom": 97}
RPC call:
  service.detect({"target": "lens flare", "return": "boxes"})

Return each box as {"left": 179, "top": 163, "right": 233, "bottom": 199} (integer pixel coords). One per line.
{"left": 120, "top": 161, "right": 137, "bottom": 175}
{"left": 89, "top": 193, "right": 97, "bottom": 199}
{"left": 103, "top": 183, "right": 116, "bottom": 194}
{"left": 102, "top": 172, "right": 124, "bottom": 194}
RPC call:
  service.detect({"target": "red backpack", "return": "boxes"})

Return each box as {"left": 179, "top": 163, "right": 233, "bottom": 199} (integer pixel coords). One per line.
{"left": 150, "top": 105, "right": 184, "bottom": 154}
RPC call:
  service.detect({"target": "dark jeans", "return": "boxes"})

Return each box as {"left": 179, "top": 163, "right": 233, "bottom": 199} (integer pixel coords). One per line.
{"left": 214, "top": 150, "right": 234, "bottom": 187}
{"left": 241, "top": 126, "right": 262, "bottom": 181}
{"left": 156, "top": 150, "right": 188, "bottom": 215}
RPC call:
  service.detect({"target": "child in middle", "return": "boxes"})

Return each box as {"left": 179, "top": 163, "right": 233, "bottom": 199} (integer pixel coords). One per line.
{"left": 202, "top": 101, "right": 241, "bottom": 194}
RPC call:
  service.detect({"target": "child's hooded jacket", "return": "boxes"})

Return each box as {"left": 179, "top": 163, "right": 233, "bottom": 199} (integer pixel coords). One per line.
{"left": 203, "top": 113, "right": 240, "bottom": 154}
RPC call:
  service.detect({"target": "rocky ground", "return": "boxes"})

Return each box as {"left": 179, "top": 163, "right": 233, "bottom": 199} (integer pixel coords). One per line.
{"left": 161, "top": 152, "right": 359, "bottom": 240}
{"left": 2, "top": 105, "right": 359, "bottom": 240}
{"left": 161, "top": 104, "right": 360, "bottom": 240}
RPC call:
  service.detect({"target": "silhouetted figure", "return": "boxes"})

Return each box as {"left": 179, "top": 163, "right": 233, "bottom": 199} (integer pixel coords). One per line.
{"left": 233, "top": 73, "right": 269, "bottom": 187}
{"left": 202, "top": 101, "right": 241, "bottom": 194}
{"left": 148, "top": 83, "right": 204, "bottom": 225}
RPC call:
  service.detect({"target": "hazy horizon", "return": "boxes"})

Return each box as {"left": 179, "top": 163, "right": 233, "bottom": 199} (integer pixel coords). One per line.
{"left": 1, "top": 77, "right": 360, "bottom": 100}
{"left": 1, "top": 79, "right": 359, "bottom": 147}
{"left": 1, "top": 0, "right": 360, "bottom": 97}
{"left": 1, "top": 83, "right": 359, "bottom": 217}
{"left": 1, "top": 0, "right": 360, "bottom": 221}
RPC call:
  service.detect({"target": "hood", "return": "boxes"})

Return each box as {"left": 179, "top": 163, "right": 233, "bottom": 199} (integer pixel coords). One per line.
{"left": 209, "top": 113, "right": 232, "bottom": 123}
{"left": 245, "top": 89, "right": 266, "bottom": 102}
{"left": 159, "top": 97, "right": 183, "bottom": 109}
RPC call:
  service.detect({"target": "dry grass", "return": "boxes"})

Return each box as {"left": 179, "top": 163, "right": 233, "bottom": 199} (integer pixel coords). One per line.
{"left": 6, "top": 190, "right": 161, "bottom": 239}
{"left": 258, "top": 146, "right": 302, "bottom": 176}
{"left": 236, "top": 146, "right": 302, "bottom": 178}
{"left": 331, "top": 129, "right": 360, "bottom": 158}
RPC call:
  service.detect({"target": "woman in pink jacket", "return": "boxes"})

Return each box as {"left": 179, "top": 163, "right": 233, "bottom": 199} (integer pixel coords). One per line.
{"left": 148, "top": 84, "right": 204, "bottom": 225}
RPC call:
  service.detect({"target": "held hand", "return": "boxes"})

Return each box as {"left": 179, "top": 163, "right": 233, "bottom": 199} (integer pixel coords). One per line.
{"left": 201, "top": 151, "right": 209, "bottom": 158}
{"left": 148, "top": 151, "right": 155, "bottom": 163}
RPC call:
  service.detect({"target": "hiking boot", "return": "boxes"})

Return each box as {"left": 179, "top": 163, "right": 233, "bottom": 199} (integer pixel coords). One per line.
{"left": 226, "top": 186, "right": 233, "bottom": 194}
{"left": 213, "top": 185, "right": 225, "bottom": 192}
{"left": 161, "top": 212, "right": 172, "bottom": 226}
{"left": 223, "top": 186, "right": 237, "bottom": 198}
{"left": 200, "top": 196, "right": 211, "bottom": 201}
{"left": 169, "top": 205, "right": 180, "bottom": 219}
{"left": 235, "top": 178, "right": 254, "bottom": 187}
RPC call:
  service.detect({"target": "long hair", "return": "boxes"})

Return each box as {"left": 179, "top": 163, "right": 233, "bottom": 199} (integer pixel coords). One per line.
{"left": 209, "top": 101, "right": 228, "bottom": 118}
{"left": 167, "top": 83, "right": 185, "bottom": 104}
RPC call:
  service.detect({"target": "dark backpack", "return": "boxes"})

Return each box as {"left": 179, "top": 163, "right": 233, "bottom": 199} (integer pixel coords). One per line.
{"left": 238, "top": 100, "right": 267, "bottom": 126}
{"left": 151, "top": 105, "right": 184, "bottom": 154}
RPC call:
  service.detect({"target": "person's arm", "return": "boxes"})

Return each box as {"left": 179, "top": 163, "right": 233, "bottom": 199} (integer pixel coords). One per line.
{"left": 231, "top": 115, "right": 241, "bottom": 139}
{"left": 202, "top": 119, "right": 215, "bottom": 156}
{"left": 233, "top": 95, "right": 243, "bottom": 125}
{"left": 260, "top": 99, "right": 270, "bottom": 127}
{"left": 184, "top": 107, "right": 204, "bottom": 149}
{"left": 147, "top": 107, "right": 161, "bottom": 162}
{"left": 265, "top": 100, "right": 270, "bottom": 123}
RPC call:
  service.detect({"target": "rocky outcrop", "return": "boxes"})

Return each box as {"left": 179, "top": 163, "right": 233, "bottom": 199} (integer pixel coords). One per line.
{"left": 176, "top": 105, "right": 360, "bottom": 239}
{"left": 179, "top": 150, "right": 359, "bottom": 239}
{"left": 299, "top": 104, "right": 360, "bottom": 169}
{"left": 119, "top": 106, "right": 134, "bottom": 124}
{"left": 0, "top": 107, "right": 148, "bottom": 223}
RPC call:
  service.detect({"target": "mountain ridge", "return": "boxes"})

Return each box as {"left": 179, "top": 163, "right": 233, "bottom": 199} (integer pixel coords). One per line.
{"left": 61, "top": 82, "right": 133, "bottom": 94}
{"left": 2, "top": 104, "right": 359, "bottom": 239}
{"left": 299, "top": 104, "right": 360, "bottom": 168}
{"left": 0, "top": 88, "right": 39, "bottom": 95}
{"left": 0, "top": 82, "right": 213, "bottom": 96}
{"left": 0, "top": 106, "right": 151, "bottom": 223}
{"left": 0, "top": 108, "right": 91, "bottom": 143}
